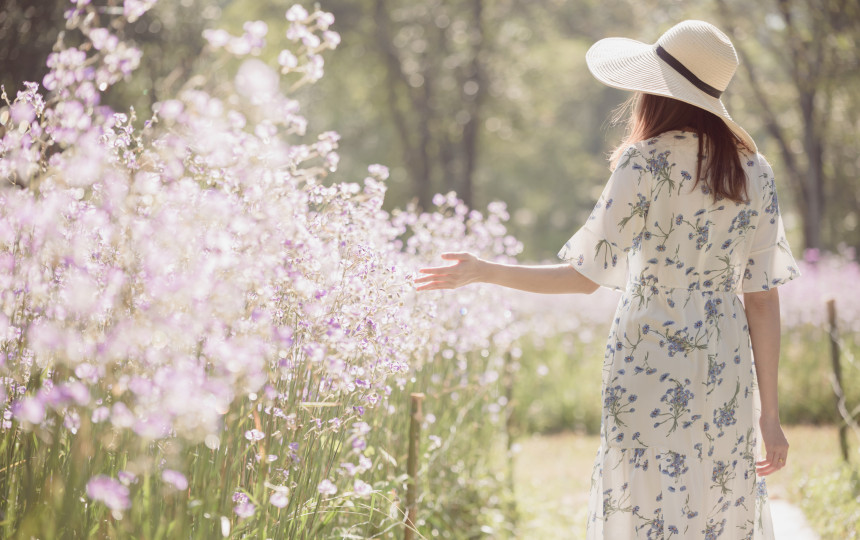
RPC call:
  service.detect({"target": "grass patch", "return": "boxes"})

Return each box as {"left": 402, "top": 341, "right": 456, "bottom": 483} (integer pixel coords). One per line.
{"left": 512, "top": 327, "right": 860, "bottom": 435}
{"left": 513, "top": 425, "right": 855, "bottom": 539}
{"left": 788, "top": 426, "right": 860, "bottom": 540}
{"left": 512, "top": 432, "right": 596, "bottom": 539}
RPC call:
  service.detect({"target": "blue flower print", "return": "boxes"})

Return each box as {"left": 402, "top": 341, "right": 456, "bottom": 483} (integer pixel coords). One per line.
{"left": 556, "top": 132, "right": 800, "bottom": 540}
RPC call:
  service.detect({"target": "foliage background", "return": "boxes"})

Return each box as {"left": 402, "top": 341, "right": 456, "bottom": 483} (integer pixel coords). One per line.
{"left": 4, "top": 0, "right": 858, "bottom": 261}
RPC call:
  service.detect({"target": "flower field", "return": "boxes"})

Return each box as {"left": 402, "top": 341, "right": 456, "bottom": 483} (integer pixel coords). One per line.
{"left": 0, "top": 2, "right": 857, "bottom": 539}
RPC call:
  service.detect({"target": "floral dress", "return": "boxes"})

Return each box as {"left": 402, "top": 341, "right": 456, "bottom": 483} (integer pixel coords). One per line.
{"left": 557, "top": 130, "right": 800, "bottom": 540}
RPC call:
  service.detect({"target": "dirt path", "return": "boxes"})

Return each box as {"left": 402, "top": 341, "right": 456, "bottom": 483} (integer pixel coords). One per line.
{"left": 770, "top": 498, "right": 819, "bottom": 540}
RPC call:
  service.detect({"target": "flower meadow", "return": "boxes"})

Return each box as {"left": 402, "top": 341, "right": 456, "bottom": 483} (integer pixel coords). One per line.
{"left": 0, "top": 2, "right": 546, "bottom": 537}
{"left": 1, "top": 2, "right": 858, "bottom": 539}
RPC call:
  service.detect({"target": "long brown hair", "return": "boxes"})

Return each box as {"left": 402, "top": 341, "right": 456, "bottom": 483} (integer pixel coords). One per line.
{"left": 610, "top": 92, "right": 751, "bottom": 204}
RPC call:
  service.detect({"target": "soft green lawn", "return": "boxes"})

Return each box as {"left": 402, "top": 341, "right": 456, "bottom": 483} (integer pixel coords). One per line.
{"left": 512, "top": 425, "right": 854, "bottom": 539}
{"left": 513, "top": 431, "right": 596, "bottom": 539}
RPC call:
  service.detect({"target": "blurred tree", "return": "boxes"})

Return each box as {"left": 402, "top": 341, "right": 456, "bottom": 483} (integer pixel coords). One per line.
{"left": 315, "top": 0, "right": 499, "bottom": 210}
{"left": 104, "top": 0, "right": 228, "bottom": 117}
{"left": 0, "top": 0, "right": 68, "bottom": 96}
{"left": 4, "top": 0, "right": 856, "bottom": 259}
{"left": 373, "top": 0, "right": 491, "bottom": 208}
{"left": 289, "top": 0, "right": 662, "bottom": 258}
{"left": 714, "top": 0, "right": 860, "bottom": 250}
{"left": 0, "top": 0, "right": 225, "bottom": 120}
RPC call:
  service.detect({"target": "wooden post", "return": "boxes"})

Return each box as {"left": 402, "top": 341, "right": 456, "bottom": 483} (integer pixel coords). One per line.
{"left": 827, "top": 298, "right": 850, "bottom": 462}
{"left": 404, "top": 393, "right": 424, "bottom": 540}
{"left": 503, "top": 351, "right": 518, "bottom": 524}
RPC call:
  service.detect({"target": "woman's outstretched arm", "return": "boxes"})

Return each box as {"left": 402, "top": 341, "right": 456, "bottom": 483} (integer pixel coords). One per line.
{"left": 415, "top": 252, "right": 600, "bottom": 295}
{"left": 744, "top": 287, "right": 789, "bottom": 476}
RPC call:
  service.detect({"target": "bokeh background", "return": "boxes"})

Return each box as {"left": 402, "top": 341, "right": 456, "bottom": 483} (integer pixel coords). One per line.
{"left": 1, "top": 1, "right": 859, "bottom": 539}
{"left": 4, "top": 0, "right": 859, "bottom": 260}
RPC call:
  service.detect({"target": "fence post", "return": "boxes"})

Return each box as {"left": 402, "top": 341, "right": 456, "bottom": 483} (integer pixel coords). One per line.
{"left": 503, "top": 351, "right": 518, "bottom": 524}
{"left": 405, "top": 393, "right": 424, "bottom": 540}
{"left": 826, "top": 298, "right": 850, "bottom": 462}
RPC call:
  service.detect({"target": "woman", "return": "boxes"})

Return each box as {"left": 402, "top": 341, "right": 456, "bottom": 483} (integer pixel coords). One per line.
{"left": 415, "top": 20, "right": 800, "bottom": 540}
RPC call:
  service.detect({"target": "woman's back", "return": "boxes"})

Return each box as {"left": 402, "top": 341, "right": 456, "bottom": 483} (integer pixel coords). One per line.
{"left": 562, "top": 129, "right": 798, "bottom": 295}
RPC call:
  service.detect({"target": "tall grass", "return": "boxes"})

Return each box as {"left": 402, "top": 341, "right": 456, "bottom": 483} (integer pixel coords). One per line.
{"left": 0, "top": 3, "right": 525, "bottom": 537}
{"left": 0, "top": 340, "right": 521, "bottom": 539}
{"left": 798, "top": 462, "right": 860, "bottom": 540}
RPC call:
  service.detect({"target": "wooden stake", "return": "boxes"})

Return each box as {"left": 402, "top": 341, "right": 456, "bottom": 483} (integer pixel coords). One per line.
{"left": 405, "top": 393, "right": 424, "bottom": 540}
{"left": 503, "top": 351, "right": 518, "bottom": 524}
{"left": 827, "top": 298, "right": 850, "bottom": 462}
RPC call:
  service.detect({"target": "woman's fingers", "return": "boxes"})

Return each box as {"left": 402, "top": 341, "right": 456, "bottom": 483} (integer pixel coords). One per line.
{"left": 755, "top": 450, "right": 776, "bottom": 476}
{"left": 755, "top": 463, "right": 774, "bottom": 476}
{"left": 413, "top": 273, "right": 449, "bottom": 284}
{"left": 415, "top": 253, "right": 473, "bottom": 291}
{"left": 415, "top": 280, "right": 455, "bottom": 291}
{"left": 756, "top": 461, "right": 777, "bottom": 476}
{"left": 415, "top": 275, "right": 457, "bottom": 289}
{"left": 757, "top": 420, "right": 789, "bottom": 476}
{"left": 418, "top": 252, "right": 471, "bottom": 274}
{"left": 763, "top": 448, "right": 775, "bottom": 469}
{"left": 755, "top": 449, "right": 788, "bottom": 476}
{"left": 417, "top": 266, "right": 453, "bottom": 274}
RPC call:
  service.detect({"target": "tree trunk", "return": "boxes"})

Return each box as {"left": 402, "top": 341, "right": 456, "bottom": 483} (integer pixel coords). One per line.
{"left": 373, "top": 0, "right": 433, "bottom": 211}
{"left": 459, "top": 0, "right": 485, "bottom": 209}
{"left": 715, "top": 0, "right": 830, "bottom": 251}
{"left": 800, "top": 91, "right": 824, "bottom": 249}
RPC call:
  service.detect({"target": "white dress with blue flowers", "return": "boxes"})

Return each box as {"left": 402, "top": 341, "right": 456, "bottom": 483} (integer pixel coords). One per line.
{"left": 558, "top": 130, "right": 800, "bottom": 540}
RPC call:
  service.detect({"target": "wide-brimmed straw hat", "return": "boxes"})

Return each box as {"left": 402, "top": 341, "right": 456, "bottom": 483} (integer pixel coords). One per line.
{"left": 586, "top": 20, "right": 756, "bottom": 152}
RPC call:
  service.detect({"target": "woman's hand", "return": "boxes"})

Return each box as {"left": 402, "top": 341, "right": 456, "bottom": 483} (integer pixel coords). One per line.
{"left": 755, "top": 416, "right": 789, "bottom": 476}
{"left": 414, "top": 252, "right": 484, "bottom": 291}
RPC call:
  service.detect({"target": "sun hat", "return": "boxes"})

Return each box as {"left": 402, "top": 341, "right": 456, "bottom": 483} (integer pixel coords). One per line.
{"left": 586, "top": 20, "right": 756, "bottom": 152}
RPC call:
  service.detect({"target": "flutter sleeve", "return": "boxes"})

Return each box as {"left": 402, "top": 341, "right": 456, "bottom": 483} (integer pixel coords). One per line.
{"left": 741, "top": 158, "right": 801, "bottom": 292}
{"left": 557, "top": 145, "right": 650, "bottom": 291}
